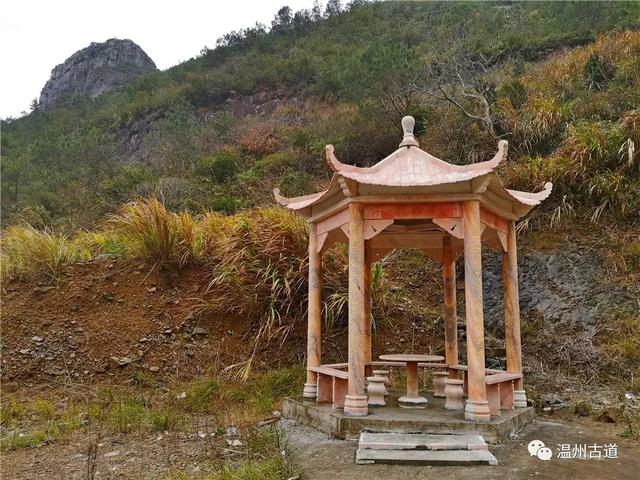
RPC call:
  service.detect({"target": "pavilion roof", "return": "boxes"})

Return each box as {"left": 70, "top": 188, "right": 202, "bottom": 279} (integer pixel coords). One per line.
{"left": 274, "top": 116, "right": 552, "bottom": 220}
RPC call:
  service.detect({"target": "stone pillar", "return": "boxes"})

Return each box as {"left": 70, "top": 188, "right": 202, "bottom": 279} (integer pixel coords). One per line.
{"left": 303, "top": 223, "right": 322, "bottom": 399}
{"left": 442, "top": 235, "right": 459, "bottom": 378}
{"left": 503, "top": 220, "right": 527, "bottom": 408}
{"left": 364, "top": 242, "right": 372, "bottom": 375}
{"left": 462, "top": 200, "right": 491, "bottom": 422}
{"left": 344, "top": 203, "right": 368, "bottom": 416}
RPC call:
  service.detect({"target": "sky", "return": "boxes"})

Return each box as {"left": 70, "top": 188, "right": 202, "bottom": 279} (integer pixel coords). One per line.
{"left": 0, "top": 0, "right": 318, "bottom": 119}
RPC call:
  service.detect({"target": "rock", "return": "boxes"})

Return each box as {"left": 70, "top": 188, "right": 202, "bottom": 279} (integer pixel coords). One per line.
{"left": 109, "top": 356, "right": 133, "bottom": 368}
{"left": 482, "top": 247, "right": 635, "bottom": 329}
{"left": 148, "top": 366, "right": 160, "bottom": 373}
{"left": 192, "top": 327, "right": 208, "bottom": 336}
{"left": 19, "top": 349, "right": 31, "bottom": 355}
{"left": 31, "top": 336, "right": 44, "bottom": 342}
{"left": 148, "top": 287, "right": 157, "bottom": 293}
{"left": 541, "top": 393, "right": 564, "bottom": 405}
{"left": 225, "top": 426, "right": 239, "bottom": 437}
{"left": 39, "top": 39, "right": 156, "bottom": 110}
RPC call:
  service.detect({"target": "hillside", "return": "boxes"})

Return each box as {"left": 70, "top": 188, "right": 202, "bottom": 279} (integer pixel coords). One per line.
{"left": 1, "top": 1, "right": 639, "bottom": 227}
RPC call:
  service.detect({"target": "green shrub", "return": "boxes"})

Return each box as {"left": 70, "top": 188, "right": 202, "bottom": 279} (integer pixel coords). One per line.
{"left": 196, "top": 148, "right": 242, "bottom": 183}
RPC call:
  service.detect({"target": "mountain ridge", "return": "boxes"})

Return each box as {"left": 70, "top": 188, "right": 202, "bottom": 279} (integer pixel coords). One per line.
{"left": 39, "top": 38, "right": 156, "bottom": 110}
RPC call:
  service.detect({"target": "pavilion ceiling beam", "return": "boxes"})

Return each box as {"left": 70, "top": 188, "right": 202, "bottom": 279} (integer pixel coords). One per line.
{"left": 421, "top": 248, "right": 443, "bottom": 263}
{"left": 365, "top": 219, "right": 394, "bottom": 240}
{"left": 364, "top": 202, "right": 463, "bottom": 221}
{"left": 369, "top": 235, "right": 444, "bottom": 250}
{"left": 480, "top": 207, "right": 508, "bottom": 233}
{"left": 316, "top": 231, "right": 329, "bottom": 253}
{"left": 386, "top": 223, "right": 438, "bottom": 232}
{"left": 316, "top": 208, "right": 349, "bottom": 236}
{"left": 433, "top": 218, "right": 464, "bottom": 239}
{"left": 307, "top": 195, "right": 518, "bottom": 224}
{"left": 319, "top": 228, "right": 348, "bottom": 253}
{"left": 497, "top": 231, "right": 508, "bottom": 252}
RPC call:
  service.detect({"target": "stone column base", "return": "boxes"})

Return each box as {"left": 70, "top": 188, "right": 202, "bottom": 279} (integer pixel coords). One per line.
{"left": 514, "top": 389, "right": 528, "bottom": 408}
{"left": 303, "top": 382, "right": 317, "bottom": 399}
{"left": 344, "top": 395, "right": 368, "bottom": 416}
{"left": 465, "top": 399, "right": 491, "bottom": 422}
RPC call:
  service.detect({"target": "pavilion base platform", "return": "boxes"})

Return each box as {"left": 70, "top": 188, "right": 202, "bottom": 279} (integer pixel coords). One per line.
{"left": 282, "top": 391, "right": 534, "bottom": 444}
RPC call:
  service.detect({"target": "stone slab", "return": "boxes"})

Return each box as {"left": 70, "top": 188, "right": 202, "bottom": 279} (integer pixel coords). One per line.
{"left": 355, "top": 448, "right": 498, "bottom": 465}
{"left": 283, "top": 391, "right": 535, "bottom": 443}
{"left": 358, "top": 432, "right": 488, "bottom": 451}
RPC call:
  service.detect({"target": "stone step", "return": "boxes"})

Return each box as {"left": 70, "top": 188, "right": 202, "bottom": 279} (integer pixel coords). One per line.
{"left": 355, "top": 448, "right": 498, "bottom": 466}
{"left": 358, "top": 432, "right": 488, "bottom": 451}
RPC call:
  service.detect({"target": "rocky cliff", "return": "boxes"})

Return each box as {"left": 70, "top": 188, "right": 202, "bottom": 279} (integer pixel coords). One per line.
{"left": 39, "top": 38, "right": 156, "bottom": 110}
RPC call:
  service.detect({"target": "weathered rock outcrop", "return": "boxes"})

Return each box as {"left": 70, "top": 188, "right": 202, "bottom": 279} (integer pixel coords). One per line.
{"left": 39, "top": 38, "right": 156, "bottom": 110}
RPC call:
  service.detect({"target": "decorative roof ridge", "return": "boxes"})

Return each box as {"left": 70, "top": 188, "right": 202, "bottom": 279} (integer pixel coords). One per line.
{"left": 442, "top": 139, "right": 508, "bottom": 174}
{"left": 506, "top": 181, "right": 553, "bottom": 204}
{"left": 273, "top": 187, "right": 324, "bottom": 206}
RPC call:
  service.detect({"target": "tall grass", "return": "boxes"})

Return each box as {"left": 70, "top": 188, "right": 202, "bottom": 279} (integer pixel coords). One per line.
{"left": 0, "top": 224, "right": 92, "bottom": 279}
{"left": 105, "top": 197, "right": 198, "bottom": 266}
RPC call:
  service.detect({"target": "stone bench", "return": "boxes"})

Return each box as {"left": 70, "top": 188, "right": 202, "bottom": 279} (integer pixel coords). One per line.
{"left": 485, "top": 372, "right": 522, "bottom": 416}
{"left": 448, "top": 364, "right": 503, "bottom": 397}
{"left": 312, "top": 361, "right": 448, "bottom": 407}
{"left": 310, "top": 366, "right": 349, "bottom": 409}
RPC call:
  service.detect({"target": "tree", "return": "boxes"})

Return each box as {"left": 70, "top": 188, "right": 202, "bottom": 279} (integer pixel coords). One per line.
{"left": 311, "top": 0, "right": 322, "bottom": 21}
{"left": 345, "top": 42, "right": 420, "bottom": 122}
{"left": 413, "top": 48, "right": 503, "bottom": 138}
{"left": 271, "top": 6, "right": 293, "bottom": 35}
{"left": 29, "top": 98, "right": 40, "bottom": 112}
{"left": 324, "top": 0, "right": 342, "bottom": 18}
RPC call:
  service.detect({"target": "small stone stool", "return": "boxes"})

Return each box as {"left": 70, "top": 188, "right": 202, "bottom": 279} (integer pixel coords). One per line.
{"left": 367, "top": 376, "right": 386, "bottom": 407}
{"left": 433, "top": 371, "right": 449, "bottom": 398}
{"left": 372, "top": 370, "right": 391, "bottom": 396}
{"left": 444, "top": 379, "right": 464, "bottom": 411}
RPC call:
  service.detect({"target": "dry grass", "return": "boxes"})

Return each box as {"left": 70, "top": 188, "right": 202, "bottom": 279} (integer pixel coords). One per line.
{"left": 0, "top": 224, "right": 92, "bottom": 280}
{"left": 105, "top": 197, "right": 198, "bottom": 266}
{"left": 500, "top": 31, "right": 640, "bottom": 223}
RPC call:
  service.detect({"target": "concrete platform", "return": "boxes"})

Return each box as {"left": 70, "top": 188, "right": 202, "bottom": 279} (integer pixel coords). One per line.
{"left": 282, "top": 391, "right": 534, "bottom": 443}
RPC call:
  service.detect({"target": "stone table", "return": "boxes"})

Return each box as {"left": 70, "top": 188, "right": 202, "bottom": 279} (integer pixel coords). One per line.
{"left": 379, "top": 354, "right": 444, "bottom": 408}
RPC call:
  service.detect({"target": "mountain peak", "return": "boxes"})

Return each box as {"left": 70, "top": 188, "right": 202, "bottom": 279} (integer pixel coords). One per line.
{"left": 39, "top": 38, "right": 157, "bottom": 110}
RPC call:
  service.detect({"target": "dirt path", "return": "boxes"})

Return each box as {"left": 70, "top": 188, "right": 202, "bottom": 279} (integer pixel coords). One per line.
{"left": 2, "top": 417, "right": 638, "bottom": 479}
{"left": 284, "top": 418, "right": 640, "bottom": 480}
{"left": 1, "top": 430, "right": 228, "bottom": 479}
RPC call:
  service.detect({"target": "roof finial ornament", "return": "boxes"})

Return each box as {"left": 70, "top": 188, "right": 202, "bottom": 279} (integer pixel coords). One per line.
{"left": 399, "top": 115, "right": 419, "bottom": 148}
